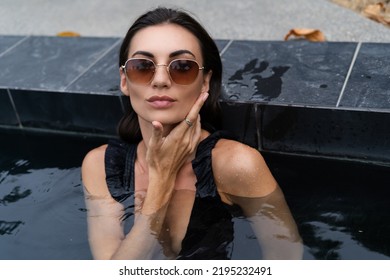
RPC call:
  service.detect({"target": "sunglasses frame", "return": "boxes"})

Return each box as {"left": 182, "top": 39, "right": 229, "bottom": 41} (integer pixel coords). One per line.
{"left": 121, "top": 58, "right": 205, "bottom": 85}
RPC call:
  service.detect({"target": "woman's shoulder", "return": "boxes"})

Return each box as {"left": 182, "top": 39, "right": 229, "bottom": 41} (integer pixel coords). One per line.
{"left": 82, "top": 144, "right": 108, "bottom": 173}
{"left": 81, "top": 144, "right": 110, "bottom": 197}
{"left": 212, "top": 139, "right": 278, "bottom": 198}
{"left": 213, "top": 138, "right": 261, "bottom": 161}
{"left": 212, "top": 139, "right": 263, "bottom": 176}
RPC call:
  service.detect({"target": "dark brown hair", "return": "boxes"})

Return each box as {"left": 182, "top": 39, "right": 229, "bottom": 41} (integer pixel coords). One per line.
{"left": 118, "top": 7, "right": 222, "bottom": 143}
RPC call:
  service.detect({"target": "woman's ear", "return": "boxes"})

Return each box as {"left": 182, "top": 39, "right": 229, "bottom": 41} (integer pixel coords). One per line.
{"left": 201, "top": 70, "right": 212, "bottom": 93}
{"left": 120, "top": 67, "right": 130, "bottom": 96}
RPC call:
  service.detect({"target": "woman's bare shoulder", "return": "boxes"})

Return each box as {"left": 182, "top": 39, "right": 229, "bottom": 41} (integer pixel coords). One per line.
{"left": 212, "top": 139, "right": 277, "bottom": 198}
{"left": 81, "top": 144, "right": 111, "bottom": 197}
{"left": 212, "top": 139, "right": 264, "bottom": 180}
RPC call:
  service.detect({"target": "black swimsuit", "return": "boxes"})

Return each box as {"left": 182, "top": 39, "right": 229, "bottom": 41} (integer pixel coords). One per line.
{"left": 105, "top": 131, "right": 239, "bottom": 259}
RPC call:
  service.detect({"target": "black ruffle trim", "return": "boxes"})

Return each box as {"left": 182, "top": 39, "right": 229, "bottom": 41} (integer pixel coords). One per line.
{"left": 192, "top": 130, "right": 234, "bottom": 198}
{"left": 105, "top": 138, "right": 136, "bottom": 202}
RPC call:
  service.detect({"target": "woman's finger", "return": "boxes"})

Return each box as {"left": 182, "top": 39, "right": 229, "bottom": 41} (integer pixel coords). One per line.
{"left": 149, "top": 121, "right": 164, "bottom": 147}
{"left": 184, "top": 92, "right": 209, "bottom": 126}
{"left": 190, "top": 114, "right": 202, "bottom": 153}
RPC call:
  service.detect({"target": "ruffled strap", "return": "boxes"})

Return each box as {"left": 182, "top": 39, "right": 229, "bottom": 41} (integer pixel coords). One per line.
{"left": 105, "top": 138, "right": 136, "bottom": 202}
{"left": 192, "top": 131, "right": 234, "bottom": 198}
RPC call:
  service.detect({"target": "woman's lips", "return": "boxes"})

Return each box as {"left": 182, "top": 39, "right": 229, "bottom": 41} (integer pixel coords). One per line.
{"left": 146, "top": 95, "right": 176, "bottom": 109}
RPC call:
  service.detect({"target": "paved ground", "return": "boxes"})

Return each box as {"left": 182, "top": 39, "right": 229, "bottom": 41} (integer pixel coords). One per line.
{"left": 1, "top": 0, "right": 390, "bottom": 42}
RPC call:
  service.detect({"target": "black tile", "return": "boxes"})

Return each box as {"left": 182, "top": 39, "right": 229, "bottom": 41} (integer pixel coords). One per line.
{"left": 220, "top": 101, "right": 257, "bottom": 147}
{"left": 0, "top": 36, "right": 26, "bottom": 56}
{"left": 221, "top": 41, "right": 356, "bottom": 106}
{"left": 215, "top": 40, "right": 230, "bottom": 53}
{"left": 339, "top": 43, "right": 390, "bottom": 110}
{"left": 66, "top": 40, "right": 122, "bottom": 94}
{"left": 120, "top": 95, "right": 130, "bottom": 112}
{"left": 11, "top": 90, "right": 123, "bottom": 135}
{"left": 0, "top": 36, "right": 117, "bottom": 91}
{"left": 0, "top": 88, "right": 18, "bottom": 126}
{"left": 261, "top": 105, "right": 390, "bottom": 163}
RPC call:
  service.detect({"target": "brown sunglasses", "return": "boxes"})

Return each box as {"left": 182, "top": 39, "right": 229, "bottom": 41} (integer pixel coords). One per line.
{"left": 121, "top": 58, "right": 204, "bottom": 85}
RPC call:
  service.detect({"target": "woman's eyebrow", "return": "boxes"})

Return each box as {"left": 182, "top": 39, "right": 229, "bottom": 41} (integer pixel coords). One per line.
{"left": 131, "top": 50, "right": 154, "bottom": 57}
{"left": 131, "top": 49, "right": 196, "bottom": 58}
{"left": 169, "top": 50, "right": 196, "bottom": 58}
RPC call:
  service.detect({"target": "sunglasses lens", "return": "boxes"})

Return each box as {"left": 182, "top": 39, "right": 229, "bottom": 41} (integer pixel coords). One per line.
{"left": 125, "top": 59, "right": 155, "bottom": 84}
{"left": 123, "top": 59, "right": 202, "bottom": 85}
{"left": 169, "top": 60, "right": 200, "bottom": 85}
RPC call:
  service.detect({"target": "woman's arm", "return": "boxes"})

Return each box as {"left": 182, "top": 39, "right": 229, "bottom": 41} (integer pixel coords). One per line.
{"left": 81, "top": 145, "right": 128, "bottom": 259}
{"left": 82, "top": 147, "right": 168, "bottom": 259}
{"left": 213, "top": 141, "right": 303, "bottom": 259}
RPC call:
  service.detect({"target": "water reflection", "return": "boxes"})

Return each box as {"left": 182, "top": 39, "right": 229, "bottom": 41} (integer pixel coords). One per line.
{"left": 266, "top": 153, "right": 390, "bottom": 260}
{"left": 1, "top": 130, "right": 389, "bottom": 259}
{"left": 0, "top": 220, "right": 24, "bottom": 235}
{"left": 0, "top": 186, "right": 31, "bottom": 205}
{"left": 84, "top": 187, "right": 303, "bottom": 260}
{"left": 0, "top": 164, "right": 91, "bottom": 259}
{"left": 302, "top": 220, "right": 389, "bottom": 260}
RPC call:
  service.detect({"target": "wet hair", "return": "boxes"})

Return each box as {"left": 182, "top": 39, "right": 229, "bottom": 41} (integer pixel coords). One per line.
{"left": 117, "top": 7, "right": 222, "bottom": 144}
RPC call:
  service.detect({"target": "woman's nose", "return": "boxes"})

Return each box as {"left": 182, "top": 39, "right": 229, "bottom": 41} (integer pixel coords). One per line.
{"left": 151, "top": 64, "right": 172, "bottom": 87}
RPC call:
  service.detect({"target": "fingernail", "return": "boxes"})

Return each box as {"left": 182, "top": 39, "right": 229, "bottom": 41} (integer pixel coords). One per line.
{"left": 202, "top": 92, "right": 209, "bottom": 101}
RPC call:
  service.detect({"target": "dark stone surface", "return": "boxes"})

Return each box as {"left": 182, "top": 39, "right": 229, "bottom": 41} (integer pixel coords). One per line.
{"left": 261, "top": 105, "right": 390, "bottom": 163}
{"left": 0, "top": 36, "right": 26, "bottom": 56}
{"left": 0, "top": 88, "right": 18, "bottom": 126}
{"left": 220, "top": 101, "right": 257, "bottom": 148}
{"left": 66, "top": 40, "right": 122, "bottom": 94}
{"left": 221, "top": 40, "right": 357, "bottom": 106}
{"left": 215, "top": 40, "right": 230, "bottom": 53}
{"left": 11, "top": 90, "right": 123, "bottom": 134}
{"left": 339, "top": 43, "right": 390, "bottom": 110}
{"left": 0, "top": 36, "right": 117, "bottom": 91}
{"left": 0, "top": 35, "right": 389, "bottom": 164}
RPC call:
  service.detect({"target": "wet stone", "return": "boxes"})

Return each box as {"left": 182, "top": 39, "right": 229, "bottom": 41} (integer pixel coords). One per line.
{"left": 10, "top": 89, "right": 123, "bottom": 134}
{"left": 339, "top": 43, "right": 390, "bottom": 110}
{"left": 0, "top": 36, "right": 26, "bottom": 56}
{"left": 220, "top": 41, "right": 357, "bottom": 107}
{"left": 261, "top": 105, "right": 390, "bottom": 163}
{"left": 0, "top": 36, "right": 118, "bottom": 91}
{"left": 66, "top": 39, "right": 122, "bottom": 95}
{"left": 0, "top": 88, "right": 18, "bottom": 126}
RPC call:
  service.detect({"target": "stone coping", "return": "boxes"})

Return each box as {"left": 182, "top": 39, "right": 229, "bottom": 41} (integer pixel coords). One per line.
{"left": 0, "top": 35, "right": 389, "bottom": 165}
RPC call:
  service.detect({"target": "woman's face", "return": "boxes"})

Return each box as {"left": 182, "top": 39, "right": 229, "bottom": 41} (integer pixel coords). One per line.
{"left": 120, "top": 23, "right": 212, "bottom": 126}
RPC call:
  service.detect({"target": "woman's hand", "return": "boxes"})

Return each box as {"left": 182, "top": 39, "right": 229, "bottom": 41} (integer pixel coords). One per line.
{"left": 141, "top": 92, "right": 208, "bottom": 215}
{"left": 146, "top": 92, "right": 208, "bottom": 178}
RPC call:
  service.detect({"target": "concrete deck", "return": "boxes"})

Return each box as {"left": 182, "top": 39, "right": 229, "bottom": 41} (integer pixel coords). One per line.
{"left": 1, "top": 0, "right": 390, "bottom": 42}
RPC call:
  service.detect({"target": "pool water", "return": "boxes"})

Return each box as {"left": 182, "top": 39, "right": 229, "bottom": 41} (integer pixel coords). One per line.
{"left": 1, "top": 129, "right": 389, "bottom": 260}
{"left": 265, "top": 154, "right": 390, "bottom": 260}
{"left": 0, "top": 129, "right": 105, "bottom": 260}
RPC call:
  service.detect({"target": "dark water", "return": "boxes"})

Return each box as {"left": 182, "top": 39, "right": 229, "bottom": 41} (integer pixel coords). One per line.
{"left": 264, "top": 154, "right": 390, "bottom": 260}
{"left": 1, "top": 128, "right": 389, "bottom": 260}
{"left": 0, "top": 129, "right": 105, "bottom": 260}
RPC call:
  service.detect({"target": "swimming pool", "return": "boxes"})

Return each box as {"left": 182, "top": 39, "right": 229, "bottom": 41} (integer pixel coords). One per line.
{"left": 1, "top": 128, "right": 389, "bottom": 260}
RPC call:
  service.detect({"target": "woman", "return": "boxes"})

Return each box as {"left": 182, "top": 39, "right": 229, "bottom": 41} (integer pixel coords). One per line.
{"left": 81, "top": 7, "right": 303, "bottom": 260}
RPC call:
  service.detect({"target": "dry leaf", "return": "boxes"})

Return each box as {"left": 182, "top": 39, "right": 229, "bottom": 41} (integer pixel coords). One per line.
{"left": 284, "top": 28, "right": 326, "bottom": 42}
{"left": 363, "top": 3, "right": 390, "bottom": 25}
{"left": 57, "top": 31, "right": 81, "bottom": 37}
